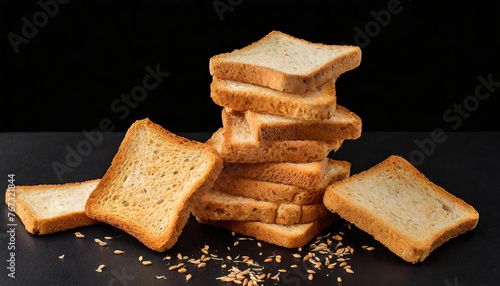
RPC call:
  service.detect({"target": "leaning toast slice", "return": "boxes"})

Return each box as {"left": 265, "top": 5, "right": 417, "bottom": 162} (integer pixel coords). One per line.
{"left": 85, "top": 119, "right": 223, "bottom": 252}
{"left": 210, "top": 31, "right": 361, "bottom": 94}
{"left": 192, "top": 188, "right": 329, "bottom": 225}
{"left": 323, "top": 155, "right": 479, "bottom": 263}
{"left": 5, "top": 179, "right": 100, "bottom": 235}
{"left": 211, "top": 77, "right": 336, "bottom": 120}
{"left": 196, "top": 214, "right": 339, "bottom": 248}
{"left": 245, "top": 105, "right": 362, "bottom": 141}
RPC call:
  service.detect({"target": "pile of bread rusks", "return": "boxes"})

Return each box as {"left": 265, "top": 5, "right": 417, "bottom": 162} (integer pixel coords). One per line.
{"left": 6, "top": 31, "right": 478, "bottom": 264}
{"left": 194, "top": 31, "right": 362, "bottom": 249}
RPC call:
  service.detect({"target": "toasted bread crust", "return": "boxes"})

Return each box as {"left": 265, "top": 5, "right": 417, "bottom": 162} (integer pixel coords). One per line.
{"left": 217, "top": 159, "right": 351, "bottom": 204}
{"left": 192, "top": 188, "right": 329, "bottom": 225}
{"left": 85, "top": 119, "right": 223, "bottom": 252}
{"left": 210, "top": 31, "right": 361, "bottom": 94}
{"left": 6, "top": 180, "right": 100, "bottom": 235}
{"left": 245, "top": 105, "right": 362, "bottom": 141}
{"left": 215, "top": 172, "right": 325, "bottom": 204}
{"left": 218, "top": 110, "right": 343, "bottom": 163}
{"left": 209, "top": 127, "right": 342, "bottom": 164}
{"left": 224, "top": 159, "right": 329, "bottom": 190}
{"left": 197, "top": 214, "right": 339, "bottom": 248}
{"left": 211, "top": 78, "right": 337, "bottom": 120}
{"left": 227, "top": 139, "right": 340, "bottom": 163}
{"left": 323, "top": 155, "right": 479, "bottom": 263}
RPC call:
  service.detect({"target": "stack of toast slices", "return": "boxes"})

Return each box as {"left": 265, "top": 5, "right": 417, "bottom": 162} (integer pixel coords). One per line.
{"left": 4, "top": 31, "right": 479, "bottom": 264}
{"left": 194, "top": 31, "right": 363, "bottom": 248}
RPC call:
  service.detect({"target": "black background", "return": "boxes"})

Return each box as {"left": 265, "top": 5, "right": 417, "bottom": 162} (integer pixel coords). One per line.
{"left": 1, "top": 0, "right": 499, "bottom": 133}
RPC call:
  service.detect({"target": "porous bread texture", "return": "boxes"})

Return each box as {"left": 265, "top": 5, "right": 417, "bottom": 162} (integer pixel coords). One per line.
{"left": 323, "top": 155, "right": 479, "bottom": 263}
{"left": 245, "top": 105, "right": 362, "bottom": 141}
{"left": 210, "top": 31, "right": 361, "bottom": 94}
{"left": 207, "top": 109, "right": 342, "bottom": 163}
{"left": 196, "top": 214, "right": 339, "bottom": 248}
{"left": 6, "top": 180, "right": 100, "bottom": 235}
{"left": 192, "top": 188, "right": 329, "bottom": 225}
{"left": 85, "top": 119, "right": 223, "bottom": 252}
{"left": 211, "top": 77, "right": 337, "bottom": 120}
{"left": 224, "top": 159, "right": 329, "bottom": 190}
{"left": 216, "top": 159, "right": 351, "bottom": 204}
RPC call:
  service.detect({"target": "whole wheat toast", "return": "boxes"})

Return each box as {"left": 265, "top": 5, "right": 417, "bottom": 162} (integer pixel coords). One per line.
{"left": 323, "top": 155, "right": 479, "bottom": 263}
{"left": 85, "top": 119, "right": 223, "bottom": 252}
{"left": 210, "top": 31, "right": 361, "bottom": 94}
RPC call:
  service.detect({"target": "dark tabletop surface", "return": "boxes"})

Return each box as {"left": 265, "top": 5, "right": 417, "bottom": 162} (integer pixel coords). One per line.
{"left": 0, "top": 132, "right": 499, "bottom": 286}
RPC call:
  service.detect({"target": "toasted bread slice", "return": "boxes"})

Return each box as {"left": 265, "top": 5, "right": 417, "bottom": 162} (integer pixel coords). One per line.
{"left": 216, "top": 159, "right": 350, "bottom": 204}
{"left": 224, "top": 159, "right": 329, "bottom": 190}
{"left": 323, "top": 155, "right": 479, "bottom": 263}
{"left": 245, "top": 105, "right": 362, "bottom": 141}
{"left": 85, "top": 119, "right": 223, "bottom": 252}
{"left": 5, "top": 180, "right": 100, "bottom": 235}
{"left": 209, "top": 31, "right": 361, "bottom": 94}
{"left": 211, "top": 78, "right": 336, "bottom": 120}
{"left": 192, "top": 188, "right": 329, "bottom": 225}
{"left": 196, "top": 214, "right": 339, "bottom": 248}
{"left": 207, "top": 109, "right": 342, "bottom": 163}
{"left": 207, "top": 127, "right": 340, "bottom": 164}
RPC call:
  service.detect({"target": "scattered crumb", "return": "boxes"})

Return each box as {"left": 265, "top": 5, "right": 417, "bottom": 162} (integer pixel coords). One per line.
{"left": 96, "top": 265, "right": 105, "bottom": 272}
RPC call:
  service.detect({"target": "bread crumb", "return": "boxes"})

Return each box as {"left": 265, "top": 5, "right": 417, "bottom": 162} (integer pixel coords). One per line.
{"left": 96, "top": 265, "right": 105, "bottom": 272}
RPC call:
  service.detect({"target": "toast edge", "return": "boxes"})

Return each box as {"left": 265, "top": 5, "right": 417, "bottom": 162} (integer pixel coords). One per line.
{"left": 197, "top": 213, "right": 339, "bottom": 248}
{"left": 211, "top": 79, "right": 337, "bottom": 120}
{"left": 246, "top": 105, "right": 362, "bottom": 141}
